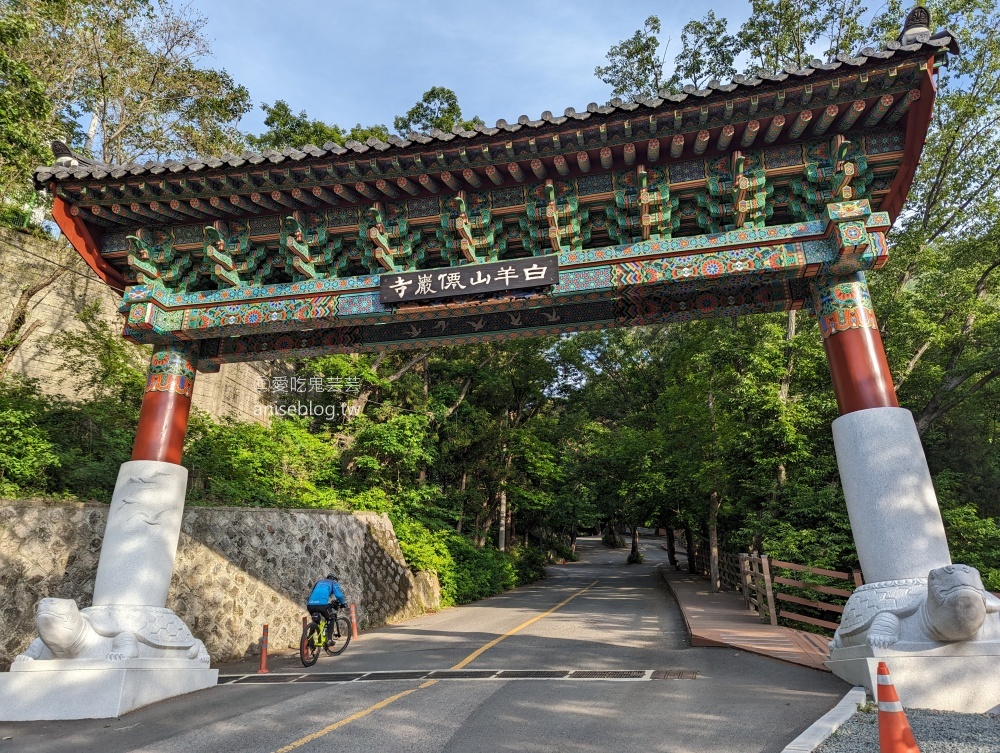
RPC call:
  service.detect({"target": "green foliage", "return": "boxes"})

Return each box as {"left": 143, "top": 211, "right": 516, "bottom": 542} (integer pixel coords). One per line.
{"left": 248, "top": 100, "right": 347, "bottom": 150}
{"left": 392, "top": 87, "right": 482, "bottom": 136}
{"left": 185, "top": 416, "right": 342, "bottom": 508}
{"left": 594, "top": 16, "right": 668, "bottom": 100}
{"left": 249, "top": 101, "right": 389, "bottom": 151}
{"left": 344, "top": 412, "right": 435, "bottom": 490}
{"left": 390, "top": 515, "right": 543, "bottom": 607}
{"left": 668, "top": 12, "right": 739, "bottom": 90}
{"left": 0, "top": 406, "right": 59, "bottom": 496}
{"left": 0, "top": 12, "right": 50, "bottom": 213}
{"left": 48, "top": 301, "right": 147, "bottom": 405}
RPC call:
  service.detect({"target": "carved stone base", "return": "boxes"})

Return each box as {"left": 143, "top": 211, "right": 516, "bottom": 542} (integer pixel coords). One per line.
{"left": 827, "top": 646, "right": 1000, "bottom": 712}
{"left": 0, "top": 460, "right": 213, "bottom": 721}
{"left": 0, "top": 659, "right": 217, "bottom": 720}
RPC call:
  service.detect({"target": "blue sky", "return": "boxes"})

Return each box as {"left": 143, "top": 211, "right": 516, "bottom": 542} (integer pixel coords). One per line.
{"left": 193, "top": 0, "right": 750, "bottom": 138}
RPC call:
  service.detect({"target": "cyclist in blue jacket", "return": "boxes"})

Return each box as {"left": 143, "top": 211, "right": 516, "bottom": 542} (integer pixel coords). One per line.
{"left": 307, "top": 573, "right": 346, "bottom": 642}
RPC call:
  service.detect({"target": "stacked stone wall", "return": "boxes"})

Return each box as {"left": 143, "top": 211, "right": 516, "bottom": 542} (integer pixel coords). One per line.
{"left": 0, "top": 500, "right": 440, "bottom": 669}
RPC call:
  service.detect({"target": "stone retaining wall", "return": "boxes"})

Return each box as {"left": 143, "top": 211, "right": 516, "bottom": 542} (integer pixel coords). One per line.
{"left": 0, "top": 500, "right": 440, "bottom": 669}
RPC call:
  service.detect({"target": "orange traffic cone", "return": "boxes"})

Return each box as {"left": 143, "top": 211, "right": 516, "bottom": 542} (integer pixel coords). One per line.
{"left": 877, "top": 661, "right": 920, "bottom": 753}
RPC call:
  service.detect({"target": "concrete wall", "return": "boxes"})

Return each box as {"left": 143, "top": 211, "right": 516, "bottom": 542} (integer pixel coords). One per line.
{"left": 0, "top": 226, "right": 272, "bottom": 423}
{"left": 0, "top": 500, "right": 440, "bottom": 670}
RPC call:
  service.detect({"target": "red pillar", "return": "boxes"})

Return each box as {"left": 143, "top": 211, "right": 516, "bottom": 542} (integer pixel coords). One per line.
{"left": 813, "top": 273, "right": 898, "bottom": 415}
{"left": 132, "top": 344, "right": 198, "bottom": 464}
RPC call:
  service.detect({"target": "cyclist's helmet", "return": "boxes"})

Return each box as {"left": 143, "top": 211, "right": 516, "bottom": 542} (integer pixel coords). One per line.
{"left": 327, "top": 572, "right": 339, "bottom": 580}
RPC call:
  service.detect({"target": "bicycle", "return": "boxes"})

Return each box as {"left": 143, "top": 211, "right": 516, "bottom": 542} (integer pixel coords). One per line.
{"left": 300, "top": 604, "right": 352, "bottom": 666}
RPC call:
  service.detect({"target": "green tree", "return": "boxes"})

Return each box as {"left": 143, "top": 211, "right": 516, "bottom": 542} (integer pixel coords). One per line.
{"left": 248, "top": 100, "right": 346, "bottom": 150}
{"left": 668, "top": 12, "right": 739, "bottom": 90}
{"left": 0, "top": 13, "right": 50, "bottom": 215}
{"left": 393, "top": 86, "right": 481, "bottom": 136}
{"left": 249, "top": 100, "right": 389, "bottom": 150}
{"left": 4, "top": 0, "right": 251, "bottom": 164}
{"left": 594, "top": 16, "right": 670, "bottom": 99}
{"left": 737, "top": 0, "right": 826, "bottom": 73}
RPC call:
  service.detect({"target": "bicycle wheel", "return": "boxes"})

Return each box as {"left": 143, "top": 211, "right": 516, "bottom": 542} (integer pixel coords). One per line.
{"left": 300, "top": 622, "right": 320, "bottom": 667}
{"left": 324, "top": 614, "right": 352, "bottom": 656}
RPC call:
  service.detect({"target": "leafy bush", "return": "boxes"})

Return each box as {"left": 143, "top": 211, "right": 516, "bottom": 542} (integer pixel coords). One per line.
{"left": 185, "top": 415, "right": 342, "bottom": 508}
{"left": 0, "top": 408, "right": 59, "bottom": 496}
{"left": 390, "top": 513, "right": 544, "bottom": 607}
{"left": 542, "top": 535, "right": 579, "bottom": 564}
{"left": 941, "top": 504, "right": 1000, "bottom": 591}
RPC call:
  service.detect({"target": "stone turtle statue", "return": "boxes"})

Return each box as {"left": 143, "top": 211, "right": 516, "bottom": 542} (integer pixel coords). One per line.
{"left": 14, "top": 598, "right": 209, "bottom": 664}
{"left": 831, "top": 564, "right": 1000, "bottom": 650}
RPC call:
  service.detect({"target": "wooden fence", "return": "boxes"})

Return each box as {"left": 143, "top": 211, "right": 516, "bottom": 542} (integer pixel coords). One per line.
{"left": 689, "top": 539, "right": 744, "bottom": 592}
{"left": 676, "top": 534, "right": 862, "bottom": 633}
{"left": 739, "top": 555, "right": 863, "bottom": 633}
{"left": 739, "top": 553, "right": 778, "bottom": 625}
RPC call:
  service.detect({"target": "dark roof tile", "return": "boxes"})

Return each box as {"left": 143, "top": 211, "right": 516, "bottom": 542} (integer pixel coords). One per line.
{"left": 33, "top": 35, "right": 955, "bottom": 186}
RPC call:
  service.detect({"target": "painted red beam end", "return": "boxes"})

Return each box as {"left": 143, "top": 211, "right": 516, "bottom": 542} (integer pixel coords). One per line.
{"left": 50, "top": 195, "right": 126, "bottom": 294}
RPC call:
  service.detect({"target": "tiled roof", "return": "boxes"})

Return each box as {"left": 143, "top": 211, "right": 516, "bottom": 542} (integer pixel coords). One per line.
{"left": 34, "top": 34, "right": 956, "bottom": 187}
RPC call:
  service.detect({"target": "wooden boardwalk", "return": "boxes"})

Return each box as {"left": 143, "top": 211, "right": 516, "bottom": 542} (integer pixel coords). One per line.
{"left": 660, "top": 567, "right": 832, "bottom": 672}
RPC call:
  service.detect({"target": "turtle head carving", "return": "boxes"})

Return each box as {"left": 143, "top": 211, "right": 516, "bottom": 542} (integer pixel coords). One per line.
{"left": 35, "top": 598, "right": 90, "bottom": 658}
{"left": 926, "top": 565, "right": 991, "bottom": 642}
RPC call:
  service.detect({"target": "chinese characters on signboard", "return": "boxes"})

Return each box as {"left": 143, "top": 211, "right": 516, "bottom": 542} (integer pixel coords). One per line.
{"left": 379, "top": 254, "right": 559, "bottom": 304}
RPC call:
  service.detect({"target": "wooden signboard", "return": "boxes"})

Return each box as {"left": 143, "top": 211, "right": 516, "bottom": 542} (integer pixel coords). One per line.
{"left": 379, "top": 255, "right": 559, "bottom": 304}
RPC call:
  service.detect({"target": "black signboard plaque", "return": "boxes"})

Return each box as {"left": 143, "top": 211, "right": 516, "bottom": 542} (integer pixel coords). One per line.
{"left": 379, "top": 255, "right": 559, "bottom": 304}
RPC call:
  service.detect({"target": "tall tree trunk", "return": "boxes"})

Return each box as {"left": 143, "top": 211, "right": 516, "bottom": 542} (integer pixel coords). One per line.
{"left": 505, "top": 499, "right": 513, "bottom": 548}
{"left": 627, "top": 526, "right": 641, "bottom": 563}
{"left": 764, "top": 310, "right": 796, "bottom": 551}
{"left": 684, "top": 523, "right": 697, "bottom": 574}
{"left": 708, "top": 491, "right": 721, "bottom": 592}
{"left": 706, "top": 386, "right": 722, "bottom": 590}
{"left": 497, "top": 490, "right": 507, "bottom": 552}
{"left": 456, "top": 470, "right": 467, "bottom": 533}
{"left": 83, "top": 111, "right": 100, "bottom": 152}
{"left": 666, "top": 528, "right": 678, "bottom": 569}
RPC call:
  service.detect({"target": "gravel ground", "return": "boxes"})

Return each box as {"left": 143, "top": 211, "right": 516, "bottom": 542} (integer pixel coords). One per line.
{"left": 815, "top": 707, "right": 1000, "bottom": 752}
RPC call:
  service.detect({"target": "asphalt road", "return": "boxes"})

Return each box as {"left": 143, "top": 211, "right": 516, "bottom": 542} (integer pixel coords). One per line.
{"left": 0, "top": 537, "right": 849, "bottom": 753}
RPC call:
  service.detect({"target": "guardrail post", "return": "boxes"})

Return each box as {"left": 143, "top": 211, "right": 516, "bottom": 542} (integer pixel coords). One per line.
{"left": 761, "top": 556, "right": 778, "bottom": 626}
{"left": 349, "top": 603, "right": 359, "bottom": 639}
{"left": 257, "top": 624, "right": 270, "bottom": 674}
{"left": 739, "top": 554, "right": 751, "bottom": 610}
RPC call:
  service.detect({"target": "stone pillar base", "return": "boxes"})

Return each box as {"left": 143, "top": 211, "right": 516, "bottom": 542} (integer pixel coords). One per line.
{"left": 827, "top": 645, "right": 1000, "bottom": 712}
{"left": 832, "top": 407, "right": 951, "bottom": 583}
{"left": 0, "top": 659, "right": 217, "bottom": 720}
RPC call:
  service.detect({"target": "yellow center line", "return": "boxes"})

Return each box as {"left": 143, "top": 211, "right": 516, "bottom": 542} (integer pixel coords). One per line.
{"left": 450, "top": 580, "right": 599, "bottom": 670}
{"left": 269, "top": 579, "right": 597, "bottom": 753}
{"left": 272, "top": 680, "right": 438, "bottom": 753}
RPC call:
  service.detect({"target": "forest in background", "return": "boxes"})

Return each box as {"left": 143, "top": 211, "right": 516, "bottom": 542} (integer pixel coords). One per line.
{"left": 0, "top": 0, "right": 997, "bottom": 599}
